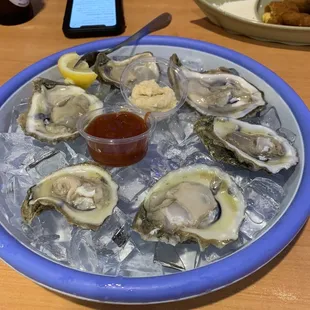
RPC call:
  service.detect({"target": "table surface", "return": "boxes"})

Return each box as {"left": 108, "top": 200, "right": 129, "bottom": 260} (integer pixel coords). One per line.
{"left": 0, "top": 0, "right": 309, "bottom": 309}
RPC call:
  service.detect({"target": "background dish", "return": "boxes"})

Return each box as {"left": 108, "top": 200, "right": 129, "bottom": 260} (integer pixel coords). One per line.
{"left": 194, "top": 0, "right": 310, "bottom": 45}
{"left": 0, "top": 36, "right": 309, "bottom": 304}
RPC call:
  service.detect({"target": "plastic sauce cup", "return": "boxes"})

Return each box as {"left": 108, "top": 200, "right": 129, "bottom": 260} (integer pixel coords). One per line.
{"left": 120, "top": 56, "right": 188, "bottom": 121}
{"left": 77, "top": 106, "right": 156, "bottom": 167}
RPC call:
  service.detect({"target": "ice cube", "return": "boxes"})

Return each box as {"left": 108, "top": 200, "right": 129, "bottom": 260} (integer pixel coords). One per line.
{"left": 103, "top": 89, "right": 127, "bottom": 109}
{"left": 130, "top": 231, "right": 156, "bottom": 254}
{"left": 154, "top": 242, "right": 200, "bottom": 271}
{"left": 198, "top": 247, "right": 221, "bottom": 267}
{"left": 98, "top": 249, "right": 120, "bottom": 276}
{"left": 217, "top": 233, "right": 249, "bottom": 253}
{"left": 26, "top": 214, "right": 70, "bottom": 263}
{"left": 118, "top": 249, "right": 163, "bottom": 277}
{"left": 229, "top": 170, "right": 251, "bottom": 189}
{"left": 36, "top": 234, "right": 60, "bottom": 244}
{"left": 116, "top": 195, "right": 143, "bottom": 217}
{"left": 244, "top": 115, "right": 261, "bottom": 125}
{"left": 168, "top": 114, "right": 186, "bottom": 144}
{"left": 87, "top": 80, "right": 111, "bottom": 101}
{"left": 113, "top": 167, "right": 152, "bottom": 202}
{"left": 181, "top": 134, "right": 201, "bottom": 148}
{"left": 157, "top": 140, "right": 183, "bottom": 159}
{"left": 178, "top": 111, "right": 201, "bottom": 140}
{"left": 6, "top": 145, "right": 38, "bottom": 170}
{"left": 0, "top": 133, "right": 34, "bottom": 156}
{"left": 150, "top": 122, "right": 176, "bottom": 145}
{"left": 26, "top": 148, "right": 59, "bottom": 167}
{"left": 198, "top": 233, "right": 251, "bottom": 267}
{"left": 150, "top": 157, "right": 172, "bottom": 180}
{"left": 240, "top": 213, "right": 266, "bottom": 239}
{"left": 232, "top": 233, "right": 251, "bottom": 249}
{"left": 149, "top": 143, "right": 182, "bottom": 171}
{"left": 3, "top": 175, "right": 31, "bottom": 217}
{"left": 8, "top": 102, "right": 28, "bottom": 133}
{"left": 277, "top": 127, "right": 296, "bottom": 144}
{"left": 38, "top": 211, "right": 73, "bottom": 243}
{"left": 222, "top": 233, "right": 251, "bottom": 253}
{"left": 178, "top": 144, "right": 202, "bottom": 163}
{"left": 104, "top": 166, "right": 123, "bottom": 177}
{"left": 93, "top": 208, "right": 132, "bottom": 255}
{"left": 58, "top": 136, "right": 88, "bottom": 158}
{"left": 23, "top": 211, "right": 72, "bottom": 265}
{"left": 26, "top": 150, "right": 68, "bottom": 180}
{"left": 260, "top": 107, "right": 281, "bottom": 130}
{"left": 181, "top": 56, "right": 204, "bottom": 72}
{"left": 118, "top": 240, "right": 136, "bottom": 262}
{"left": 37, "top": 242, "right": 68, "bottom": 262}
{"left": 112, "top": 226, "right": 129, "bottom": 248}
{"left": 0, "top": 192, "right": 13, "bottom": 223}
{"left": 0, "top": 173, "right": 18, "bottom": 221}
{"left": 168, "top": 158, "right": 182, "bottom": 171}
{"left": 154, "top": 243, "right": 185, "bottom": 270}
{"left": 247, "top": 196, "right": 279, "bottom": 223}
{"left": 244, "top": 177, "right": 285, "bottom": 222}
{"left": 183, "top": 151, "right": 213, "bottom": 167}
{"left": 68, "top": 228, "right": 99, "bottom": 272}
{"left": 0, "top": 133, "right": 47, "bottom": 175}
{"left": 2, "top": 174, "right": 32, "bottom": 230}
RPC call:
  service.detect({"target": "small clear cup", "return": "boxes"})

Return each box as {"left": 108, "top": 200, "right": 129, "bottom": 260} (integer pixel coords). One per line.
{"left": 77, "top": 105, "right": 156, "bottom": 167}
{"left": 120, "top": 56, "right": 188, "bottom": 121}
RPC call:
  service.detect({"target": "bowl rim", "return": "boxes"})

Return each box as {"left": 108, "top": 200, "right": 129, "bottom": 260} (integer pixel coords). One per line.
{"left": 77, "top": 106, "right": 156, "bottom": 144}
{"left": 120, "top": 55, "right": 189, "bottom": 119}
{"left": 0, "top": 35, "right": 309, "bottom": 304}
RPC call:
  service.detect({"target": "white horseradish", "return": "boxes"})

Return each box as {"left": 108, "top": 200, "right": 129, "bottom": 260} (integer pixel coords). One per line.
{"left": 215, "top": 0, "right": 259, "bottom": 21}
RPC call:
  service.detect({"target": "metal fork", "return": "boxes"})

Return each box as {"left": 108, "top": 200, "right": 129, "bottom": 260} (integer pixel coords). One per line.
{"left": 73, "top": 12, "right": 172, "bottom": 68}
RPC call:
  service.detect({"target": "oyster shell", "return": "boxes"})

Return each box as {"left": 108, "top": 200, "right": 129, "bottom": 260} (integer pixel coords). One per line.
{"left": 132, "top": 165, "right": 246, "bottom": 249}
{"left": 21, "top": 163, "right": 118, "bottom": 230}
{"left": 94, "top": 52, "right": 160, "bottom": 87}
{"left": 169, "top": 54, "right": 266, "bottom": 118}
{"left": 194, "top": 116, "right": 298, "bottom": 174}
{"left": 18, "top": 78, "right": 103, "bottom": 144}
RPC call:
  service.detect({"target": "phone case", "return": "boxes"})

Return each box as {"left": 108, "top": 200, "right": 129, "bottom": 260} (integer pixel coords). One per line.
{"left": 62, "top": 0, "right": 126, "bottom": 39}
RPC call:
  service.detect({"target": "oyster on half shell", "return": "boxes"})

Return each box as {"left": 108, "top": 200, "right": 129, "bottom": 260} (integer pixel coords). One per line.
{"left": 21, "top": 163, "right": 118, "bottom": 230}
{"left": 132, "top": 165, "right": 246, "bottom": 249}
{"left": 94, "top": 52, "right": 160, "bottom": 87}
{"left": 168, "top": 54, "right": 266, "bottom": 118}
{"left": 18, "top": 78, "right": 103, "bottom": 144}
{"left": 194, "top": 116, "right": 298, "bottom": 174}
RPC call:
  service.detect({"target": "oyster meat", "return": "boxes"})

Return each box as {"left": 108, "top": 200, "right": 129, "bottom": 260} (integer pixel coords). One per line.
{"left": 94, "top": 52, "right": 160, "bottom": 87}
{"left": 169, "top": 54, "right": 266, "bottom": 118}
{"left": 21, "top": 163, "right": 118, "bottom": 229}
{"left": 18, "top": 78, "right": 103, "bottom": 144}
{"left": 195, "top": 116, "right": 298, "bottom": 173}
{"left": 132, "top": 165, "right": 246, "bottom": 249}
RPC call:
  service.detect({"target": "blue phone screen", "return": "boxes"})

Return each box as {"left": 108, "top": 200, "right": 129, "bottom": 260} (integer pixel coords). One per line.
{"left": 70, "top": 0, "right": 117, "bottom": 28}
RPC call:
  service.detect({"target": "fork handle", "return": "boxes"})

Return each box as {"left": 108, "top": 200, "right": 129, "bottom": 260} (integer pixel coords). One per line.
{"left": 104, "top": 12, "right": 172, "bottom": 55}
{"left": 74, "top": 12, "right": 172, "bottom": 68}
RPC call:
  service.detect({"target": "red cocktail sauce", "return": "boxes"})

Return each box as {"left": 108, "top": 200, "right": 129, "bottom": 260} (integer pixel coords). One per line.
{"left": 85, "top": 111, "right": 149, "bottom": 166}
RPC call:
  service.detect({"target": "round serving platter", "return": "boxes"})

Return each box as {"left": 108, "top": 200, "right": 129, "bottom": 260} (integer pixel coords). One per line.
{"left": 0, "top": 36, "right": 309, "bottom": 304}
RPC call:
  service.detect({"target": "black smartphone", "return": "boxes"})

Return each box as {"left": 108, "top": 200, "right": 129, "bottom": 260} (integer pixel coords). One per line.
{"left": 62, "top": 0, "right": 125, "bottom": 39}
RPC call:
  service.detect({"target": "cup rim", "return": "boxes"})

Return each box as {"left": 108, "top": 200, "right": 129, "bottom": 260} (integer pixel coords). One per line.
{"left": 119, "top": 56, "right": 189, "bottom": 119}
{"left": 77, "top": 106, "right": 156, "bottom": 144}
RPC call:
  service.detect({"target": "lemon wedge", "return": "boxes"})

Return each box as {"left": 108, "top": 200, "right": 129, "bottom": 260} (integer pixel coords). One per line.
{"left": 57, "top": 52, "right": 98, "bottom": 89}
